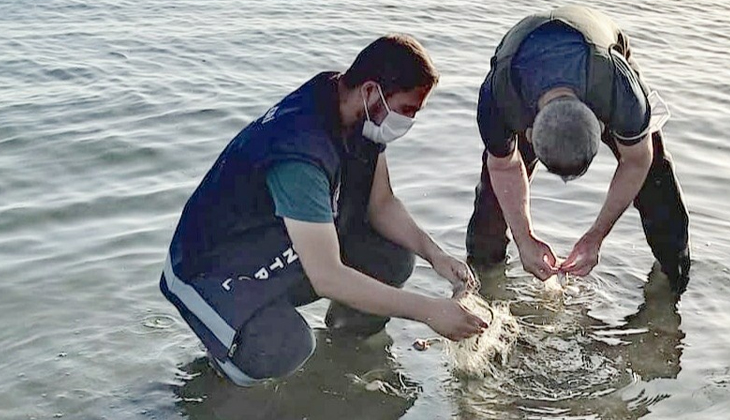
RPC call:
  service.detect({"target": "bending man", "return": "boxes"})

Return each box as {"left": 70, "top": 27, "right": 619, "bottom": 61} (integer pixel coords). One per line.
{"left": 466, "top": 6, "right": 690, "bottom": 293}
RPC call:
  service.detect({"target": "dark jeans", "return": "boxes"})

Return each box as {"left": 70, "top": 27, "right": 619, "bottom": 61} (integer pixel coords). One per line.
{"left": 466, "top": 33, "right": 690, "bottom": 292}
{"left": 224, "top": 224, "right": 415, "bottom": 382}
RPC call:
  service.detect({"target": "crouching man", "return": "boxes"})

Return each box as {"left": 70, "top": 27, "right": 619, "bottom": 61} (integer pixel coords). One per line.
{"left": 161, "top": 34, "right": 488, "bottom": 386}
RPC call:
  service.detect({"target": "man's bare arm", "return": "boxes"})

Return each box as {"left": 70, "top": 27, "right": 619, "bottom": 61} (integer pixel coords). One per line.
{"left": 488, "top": 146, "right": 559, "bottom": 280}
{"left": 562, "top": 134, "right": 653, "bottom": 275}
{"left": 283, "top": 218, "right": 487, "bottom": 340}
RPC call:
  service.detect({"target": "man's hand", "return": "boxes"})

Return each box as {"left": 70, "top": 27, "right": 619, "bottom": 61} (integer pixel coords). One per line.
{"left": 430, "top": 251, "right": 478, "bottom": 297}
{"left": 516, "top": 236, "right": 560, "bottom": 281}
{"left": 425, "top": 298, "right": 489, "bottom": 341}
{"left": 561, "top": 233, "right": 602, "bottom": 276}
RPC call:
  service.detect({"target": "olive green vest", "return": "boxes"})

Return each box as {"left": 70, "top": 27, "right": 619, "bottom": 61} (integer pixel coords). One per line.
{"left": 490, "top": 5, "right": 649, "bottom": 131}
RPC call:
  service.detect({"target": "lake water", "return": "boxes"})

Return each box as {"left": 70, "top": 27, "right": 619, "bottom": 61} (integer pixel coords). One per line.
{"left": 2, "top": 1, "right": 730, "bottom": 419}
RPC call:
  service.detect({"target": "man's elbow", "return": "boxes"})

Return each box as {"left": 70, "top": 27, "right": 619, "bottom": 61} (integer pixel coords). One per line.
{"left": 302, "top": 263, "right": 341, "bottom": 298}
{"left": 620, "top": 134, "right": 653, "bottom": 169}
{"left": 367, "top": 195, "right": 397, "bottom": 227}
{"left": 622, "top": 147, "right": 653, "bottom": 171}
{"left": 487, "top": 151, "right": 518, "bottom": 172}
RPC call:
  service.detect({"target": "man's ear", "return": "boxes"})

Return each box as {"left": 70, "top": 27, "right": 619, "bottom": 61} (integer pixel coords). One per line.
{"left": 360, "top": 81, "right": 378, "bottom": 108}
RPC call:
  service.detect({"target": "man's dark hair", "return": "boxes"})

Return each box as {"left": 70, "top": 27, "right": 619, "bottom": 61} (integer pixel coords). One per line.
{"left": 342, "top": 34, "right": 439, "bottom": 95}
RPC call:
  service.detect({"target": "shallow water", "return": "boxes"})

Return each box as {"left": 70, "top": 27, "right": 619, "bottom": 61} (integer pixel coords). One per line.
{"left": 2, "top": 0, "right": 730, "bottom": 419}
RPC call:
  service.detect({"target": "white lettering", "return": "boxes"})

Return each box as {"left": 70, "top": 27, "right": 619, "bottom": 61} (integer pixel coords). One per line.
{"left": 222, "top": 278, "right": 233, "bottom": 291}
{"left": 283, "top": 247, "right": 299, "bottom": 264}
{"left": 269, "top": 257, "right": 285, "bottom": 271}
{"left": 254, "top": 268, "right": 269, "bottom": 280}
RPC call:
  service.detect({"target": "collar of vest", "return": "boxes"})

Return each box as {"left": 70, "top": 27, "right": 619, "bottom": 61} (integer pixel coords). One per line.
{"left": 490, "top": 5, "right": 633, "bottom": 131}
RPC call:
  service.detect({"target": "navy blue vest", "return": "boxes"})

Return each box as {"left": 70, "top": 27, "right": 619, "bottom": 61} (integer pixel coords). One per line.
{"left": 160, "top": 72, "right": 380, "bottom": 359}
{"left": 171, "top": 73, "right": 343, "bottom": 276}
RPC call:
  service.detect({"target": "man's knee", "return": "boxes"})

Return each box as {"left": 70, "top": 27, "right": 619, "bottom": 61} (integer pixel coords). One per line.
{"left": 466, "top": 179, "right": 509, "bottom": 265}
{"left": 636, "top": 157, "right": 689, "bottom": 228}
{"left": 325, "top": 300, "right": 391, "bottom": 338}
{"left": 327, "top": 227, "right": 415, "bottom": 337}
{"left": 466, "top": 213, "right": 508, "bottom": 266}
{"left": 217, "top": 301, "right": 316, "bottom": 385}
{"left": 340, "top": 227, "right": 415, "bottom": 288}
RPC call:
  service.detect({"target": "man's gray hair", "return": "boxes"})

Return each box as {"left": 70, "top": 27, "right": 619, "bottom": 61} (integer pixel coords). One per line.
{"left": 531, "top": 97, "right": 601, "bottom": 180}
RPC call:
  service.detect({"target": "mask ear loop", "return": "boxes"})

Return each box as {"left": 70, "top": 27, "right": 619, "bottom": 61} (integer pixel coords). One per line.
{"left": 361, "top": 87, "right": 372, "bottom": 121}
{"left": 376, "top": 84, "right": 391, "bottom": 113}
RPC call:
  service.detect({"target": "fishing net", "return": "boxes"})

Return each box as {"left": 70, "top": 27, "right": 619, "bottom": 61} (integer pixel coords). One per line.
{"left": 438, "top": 269, "right": 522, "bottom": 379}
{"left": 418, "top": 271, "right": 577, "bottom": 378}
{"left": 444, "top": 293, "right": 520, "bottom": 379}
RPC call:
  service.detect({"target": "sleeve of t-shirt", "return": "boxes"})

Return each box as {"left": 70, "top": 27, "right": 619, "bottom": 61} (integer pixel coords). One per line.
{"left": 477, "top": 78, "right": 515, "bottom": 158}
{"left": 265, "top": 161, "right": 334, "bottom": 223}
{"left": 609, "top": 51, "right": 651, "bottom": 145}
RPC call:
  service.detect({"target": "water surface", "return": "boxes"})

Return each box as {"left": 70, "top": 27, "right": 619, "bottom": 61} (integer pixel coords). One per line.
{"left": 1, "top": 1, "right": 730, "bottom": 419}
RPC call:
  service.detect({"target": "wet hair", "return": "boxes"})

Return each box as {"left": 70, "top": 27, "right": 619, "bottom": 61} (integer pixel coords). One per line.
{"left": 341, "top": 34, "right": 439, "bottom": 95}
{"left": 531, "top": 96, "right": 601, "bottom": 180}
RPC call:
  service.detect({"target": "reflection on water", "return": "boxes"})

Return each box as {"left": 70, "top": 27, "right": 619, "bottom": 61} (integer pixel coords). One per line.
{"left": 446, "top": 263, "right": 684, "bottom": 419}
{"left": 173, "top": 329, "right": 418, "bottom": 420}
{"left": 167, "top": 263, "right": 685, "bottom": 420}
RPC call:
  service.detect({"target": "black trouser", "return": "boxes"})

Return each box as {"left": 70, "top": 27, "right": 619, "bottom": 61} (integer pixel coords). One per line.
{"left": 324, "top": 224, "right": 416, "bottom": 336}
{"left": 223, "top": 224, "right": 415, "bottom": 382}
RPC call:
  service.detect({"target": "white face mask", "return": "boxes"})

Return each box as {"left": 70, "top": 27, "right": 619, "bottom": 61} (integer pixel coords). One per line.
{"left": 361, "top": 84, "right": 415, "bottom": 144}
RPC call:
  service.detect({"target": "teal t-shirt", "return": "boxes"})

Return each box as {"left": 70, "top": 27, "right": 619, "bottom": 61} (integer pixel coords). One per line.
{"left": 266, "top": 161, "right": 334, "bottom": 223}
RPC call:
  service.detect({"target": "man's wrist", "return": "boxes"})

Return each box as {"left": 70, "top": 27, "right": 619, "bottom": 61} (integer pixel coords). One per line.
{"left": 513, "top": 229, "right": 534, "bottom": 250}
{"left": 421, "top": 239, "right": 445, "bottom": 266}
{"left": 584, "top": 227, "right": 606, "bottom": 245}
{"left": 410, "top": 295, "right": 438, "bottom": 324}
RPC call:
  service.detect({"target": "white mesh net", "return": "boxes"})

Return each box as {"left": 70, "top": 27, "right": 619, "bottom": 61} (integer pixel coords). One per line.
{"left": 445, "top": 292, "right": 520, "bottom": 379}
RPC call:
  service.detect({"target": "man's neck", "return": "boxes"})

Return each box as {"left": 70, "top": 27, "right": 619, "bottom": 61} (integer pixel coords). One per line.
{"left": 337, "top": 78, "right": 363, "bottom": 140}
{"left": 537, "top": 87, "right": 578, "bottom": 110}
